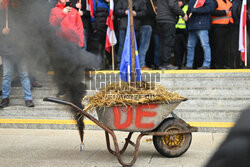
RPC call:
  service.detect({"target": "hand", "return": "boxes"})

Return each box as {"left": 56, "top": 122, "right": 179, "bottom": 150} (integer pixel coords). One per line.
{"left": 182, "top": 14, "right": 188, "bottom": 21}
{"left": 125, "top": 10, "right": 128, "bottom": 15}
{"left": 76, "top": 2, "right": 81, "bottom": 9}
{"left": 63, "top": 6, "right": 71, "bottom": 14}
{"left": 2, "top": 27, "right": 10, "bottom": 35}
{"left": 132, "top": 10, "right": 136, "bottom": 16}
{"left": 78, "top": 10, "right": 83, "bottom": 16}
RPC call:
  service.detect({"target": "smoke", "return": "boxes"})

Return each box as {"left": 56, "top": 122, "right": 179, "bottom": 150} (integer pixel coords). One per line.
{"left": 0, "top": 0, "right": 100, "bottom": 95}
{"left": 0, "top": 0, "right": 101, "bottom": 142}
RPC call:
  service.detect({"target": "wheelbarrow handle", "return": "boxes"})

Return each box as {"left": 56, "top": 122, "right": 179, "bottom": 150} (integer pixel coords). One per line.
{"left": 43, "top": 97, "right": 114, "bottom": 133}
{"left": 43, "top": 97, "right": 73, "bottom": 106}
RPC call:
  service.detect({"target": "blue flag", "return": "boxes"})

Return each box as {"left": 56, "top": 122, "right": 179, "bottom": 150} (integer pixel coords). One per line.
{"left": 120, "top": 13, "right": 142, "bottom": 82}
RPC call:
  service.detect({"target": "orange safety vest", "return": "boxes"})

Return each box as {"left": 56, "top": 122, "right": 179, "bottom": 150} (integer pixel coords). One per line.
{"left": 211, "top": 0, "right": 234, "bottom": 25}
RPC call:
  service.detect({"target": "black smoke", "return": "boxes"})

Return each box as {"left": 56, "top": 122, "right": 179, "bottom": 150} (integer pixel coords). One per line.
{"left": 0, "top": 0, "right": 101, "bottom": 143}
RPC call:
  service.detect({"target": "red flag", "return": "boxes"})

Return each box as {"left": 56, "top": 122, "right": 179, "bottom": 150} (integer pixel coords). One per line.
{"left": 0, "top": 0, "right": 9, "bottom": 9}
{"left": 194, "top": 0, "right": 205, "bottom": 8}
{"left": 239, "top": 0, "right": 247, "bottom": 61}
{"left": 105, "top": 0, "right": 117, "bottom": 53}
{"left": 86, "top": 0, "right": 94, "bottom": 19}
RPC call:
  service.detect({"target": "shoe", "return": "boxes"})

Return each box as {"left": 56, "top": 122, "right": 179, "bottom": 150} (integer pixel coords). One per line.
{"left": 182, "top": 66, "right": 193, "bottom": 70}
{"left": 31, "top": 81, "right": 42, "bottom": 88}
{"left": 25, "top": 100, "right": 35, "bottom": 107}
{"left": 141, "top": 66, "right": 152, "bottom": 70}
{"left": 197, "top": 66, "right": 210, "bottom": 70}
{"left": 0, "top": 98, "right": 9, "bottom": 108}
{"left": 160, "top": 64, "right": 178, "bottom": 70}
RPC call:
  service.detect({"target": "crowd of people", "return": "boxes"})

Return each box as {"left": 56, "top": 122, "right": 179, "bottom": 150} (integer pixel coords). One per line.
{"left": 48, "top": 0, "right": 250, "bottom": 70}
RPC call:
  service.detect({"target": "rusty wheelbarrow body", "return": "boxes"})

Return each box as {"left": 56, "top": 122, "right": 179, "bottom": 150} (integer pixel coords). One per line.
{"left": 43, "top": 97, "right": 197, "bottom": 167}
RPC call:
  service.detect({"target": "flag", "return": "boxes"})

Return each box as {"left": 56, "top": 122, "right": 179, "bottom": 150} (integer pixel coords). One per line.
{"left": 239, "top": 0, "right": 247, "bottom": 61}
{"left": 120, "top": 13, "right": 142, "bottom": 82}
{"left": 105, "top": 0, "right": 117, "bottom": 53}
{"left": 193, "top": 0, "right": 205, "bottom": 8}
{"left": 86, "top": 0, "right": 94, "bottom": 20}
{"left": 0, "top": 0, "right": 9, "bottom": 9}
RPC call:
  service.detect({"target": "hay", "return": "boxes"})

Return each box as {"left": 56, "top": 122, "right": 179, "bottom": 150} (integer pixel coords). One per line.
{"left": 82, "top": 81, "right": 187, "bottom": 112}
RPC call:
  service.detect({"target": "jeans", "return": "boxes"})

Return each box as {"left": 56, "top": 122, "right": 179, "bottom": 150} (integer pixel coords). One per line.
{"left": 117, "top": 29, "right": 139, "bottom": 68}
{"left": 186, "top": 30, "right": 211, "bottom": 68}
{"left": 117, "top": 29, "right": 126, "bottom": 68}
{"left": 139, "top": 25, "right": 152, "bottom": 67}
{"left": 1, "top": 56, "right": 33, "bottom": 100}
{"left": 157, "top": 22, "right": 176, "bottom": 67}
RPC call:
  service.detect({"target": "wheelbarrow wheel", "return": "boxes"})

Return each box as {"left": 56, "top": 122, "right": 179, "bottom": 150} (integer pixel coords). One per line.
{"left": 153, "top": 118, "right": 192, "bottom": 157}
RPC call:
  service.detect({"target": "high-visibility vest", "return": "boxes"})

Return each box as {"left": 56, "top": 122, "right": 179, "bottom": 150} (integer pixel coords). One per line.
{"left": 211, "top": 0, "right": 234, "bottom": 25}
{"left": 176, "top": 5, "right": 188, "bottom": 29}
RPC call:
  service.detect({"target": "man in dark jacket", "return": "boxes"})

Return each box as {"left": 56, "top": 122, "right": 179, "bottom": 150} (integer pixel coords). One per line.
{"left": 87, "top": 0, "right": 109, "bottom": 69}
{"left": 139, "top": 0, "right": 156, "bottom": 70}
{"left": 184, "top": 0, "right": 214, "bottom": 69}
{"left": 115, "top": 0, "right": 147, "bottom": 68}
{"left": 156, "top": 0, "right": 187, "bottom": 70}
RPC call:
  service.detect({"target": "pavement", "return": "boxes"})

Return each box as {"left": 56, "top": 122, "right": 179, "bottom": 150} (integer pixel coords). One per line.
{"left": 0, "top": 129, "right": 227, "bottom": 167}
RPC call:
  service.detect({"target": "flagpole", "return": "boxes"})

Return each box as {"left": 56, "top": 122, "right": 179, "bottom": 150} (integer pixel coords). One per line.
{"left": 245, "top": 25, "right": 248, "bottom": 66}
{"left": 6, "top": 6, "right": 8, "bottom": 29}
{"left": 111, "top": 31, "right": 115, "bottom": 70}
{"left": 128, "top": 0, "right": 136, "bottom": 83}
{"left": 112, "top": 46, "right": 115, "bottom": 70}
{"left": 79, "top": 0, "right": 82, "bottom": 12}
{"left": 149, "top": 0, "right": 157, "bottom": 14}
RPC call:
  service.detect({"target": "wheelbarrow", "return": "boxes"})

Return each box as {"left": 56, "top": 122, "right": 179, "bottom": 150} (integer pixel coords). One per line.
{"left": 43, "top": 97, "right": 198, "bottom": 167}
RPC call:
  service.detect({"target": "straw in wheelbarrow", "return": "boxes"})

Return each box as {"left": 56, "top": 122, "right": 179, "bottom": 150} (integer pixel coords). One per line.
{"left": 82, "top": 81, "right": 187, "bottom": 112}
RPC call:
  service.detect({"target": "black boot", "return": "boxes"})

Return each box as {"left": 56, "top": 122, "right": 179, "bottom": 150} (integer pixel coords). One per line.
{"left": 0, "top": 98, "right": 9, "bottom": 108}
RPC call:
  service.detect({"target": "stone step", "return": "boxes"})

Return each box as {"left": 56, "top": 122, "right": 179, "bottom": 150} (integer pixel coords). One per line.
{"left": 8, "top": 87, "right": 250, "bottom": 99}
{"left": 0, "top": 70, "right": 249, "bottom": 132}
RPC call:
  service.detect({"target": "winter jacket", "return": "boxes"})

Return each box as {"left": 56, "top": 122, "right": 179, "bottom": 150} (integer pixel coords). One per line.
{"left": 231, "top": 0, "right": 242, "bottom": 25}
{"left": 49, "top": 2, "right": 84, "bottom": 47}
{"left": 186, "top": 0, "right": 214, "bottom": 31}
{"left": 141, "top": 0, "right": 156, "bottom": 27}
{"left": 115, "top": 0, "right": 147, "bottom": 30}
{"left": 70, "top": 0, "right": 90, "bottom": 34}
{"left": 156, "top": 0, "right": 185, "bottom": 24}
{"left": 91, "top": 0, "right": 109, "bottom": 39}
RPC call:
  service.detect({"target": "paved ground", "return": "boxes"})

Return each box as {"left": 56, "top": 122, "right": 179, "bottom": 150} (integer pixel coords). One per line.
{"left": 0, "top": 129, "right": 227, "bottom": 167}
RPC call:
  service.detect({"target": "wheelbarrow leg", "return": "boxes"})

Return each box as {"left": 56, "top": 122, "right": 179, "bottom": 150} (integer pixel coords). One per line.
{"left": 105, "top": 131, "right": 145, "bottom": 167}
{"left": 105, "top": 132, "right": 134, "bottom": 155}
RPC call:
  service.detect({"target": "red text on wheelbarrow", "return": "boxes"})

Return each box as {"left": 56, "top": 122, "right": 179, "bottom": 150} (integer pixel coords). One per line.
{"left": 113, "top": 104, "right": 158, "bottom": 129}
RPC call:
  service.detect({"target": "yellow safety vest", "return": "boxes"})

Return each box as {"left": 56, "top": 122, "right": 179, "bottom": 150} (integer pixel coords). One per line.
{"left": 176, "top": 5, "right": 188, "bottom": 29}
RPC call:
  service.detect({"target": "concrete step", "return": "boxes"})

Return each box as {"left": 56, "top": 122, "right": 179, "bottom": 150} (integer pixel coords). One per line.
{"left": 8, "top": 87, "right": 250, "bottom": 99}
{"left": 0, "top": 70, "right": 250, "bottom": 132}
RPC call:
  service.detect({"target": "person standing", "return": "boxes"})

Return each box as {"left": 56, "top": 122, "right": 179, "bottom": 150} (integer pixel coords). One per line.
{"left": 156, "top": 0, "right": 187, "bottom": 70}
{"left": 211, "top": 0, "right": 234, "bottom": 69}
{"left": 115, "top": 0, "right": 147, "bottom": 68}
{"left": 184, "top": 0, "right": 214, "bottom": 69}
{"left": 88, "top": 0, "right": 110, "bottom": 69}
{"left": 0, "top": 0, "right": 34, "bottom": 108}
{"left": 139, "top": 0, "right": 155, "bottom": 70}
{"left": 174, "top": 0, "right": 188, "bottom": 69}
{"left": 49, "top": 0, "right": 84, "bottom": 48}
